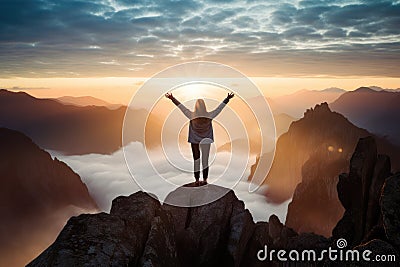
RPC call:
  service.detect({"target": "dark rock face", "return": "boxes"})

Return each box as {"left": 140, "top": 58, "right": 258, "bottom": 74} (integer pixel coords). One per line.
{"left": 285, "top": 148, "right": 347, "bottom": 237}
{"left": 264, "top": 102, "right": 363, "bottom": 202}
{"left": 286, "top": 137, "right": 400, "bottom": 265}
{"left": 29, "top": 186, "right": 258, "bottom": 267}
{"left": 332, "top": 137, "right": 391, "bottom": 247}
{"left": 28, "top": 192, "right": 179, "bottom": 267}
{"left": 354, "top": 239, "right": 399, "bottom": 267}
{"left": 0, "top": 128, "right": 98, "bottom": 266}
{"left": 381, "top": 173, "right": 400, "bottom": 251}
{"left": 241, "top": 222, "right": 273, "bottom": 267}
{"left": 162, "top": 185, "right": 256, "bottom": 267}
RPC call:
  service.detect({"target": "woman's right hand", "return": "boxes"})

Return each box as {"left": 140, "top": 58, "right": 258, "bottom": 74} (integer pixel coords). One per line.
{"left": 165, "top": 92, "right": 173, "bottom": 99}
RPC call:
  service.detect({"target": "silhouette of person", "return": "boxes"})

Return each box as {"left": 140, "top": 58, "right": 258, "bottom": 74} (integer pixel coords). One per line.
{"left": 165, "top": 92, "right": 234, "bottom": 185}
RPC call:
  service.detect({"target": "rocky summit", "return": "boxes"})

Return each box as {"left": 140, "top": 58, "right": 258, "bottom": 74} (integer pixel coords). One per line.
{"left": 28, "top": 184, "right": 305, "bottom": 267}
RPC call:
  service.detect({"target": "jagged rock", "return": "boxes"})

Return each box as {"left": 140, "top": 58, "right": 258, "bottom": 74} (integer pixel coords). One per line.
{"left": 241, "top": 222, "right": 273, "bottom": 267}
{"left": 285, "top": 148, "right": 347, "bottom": 237}
{"left": 333, "top": 137, "right": 391, "bottom": 247}
{"left": 28, "top": 192, "right": 179, "bottom": 267}
{"left": 163, "top": 184, "right": 255, "bottom": 267}
{"left": 30, "top": 185, "right": 259, "bottom": 267}
{"left": 361, "top": 225, "right": 387, "bottom": 244}
{"left": 43, "top": 213, "right": 145, "bottom": 266}
{"left": 228, "top": 200, "right": 255, "bottom": 266}
{"left": 110, "top": 191, "right": 160, "bottom": 220}
{"left": 365, "top": 155, "right": 391, "bottom": 235}
{"left": 281, "top": 226, "right": 298, "bottom": 243}
{"left": 268, "top": 215, "right": 283, "bottom": 241}
{"left": 140, "top": 214, "right": 178, "bottom": 267}
{"left": 267, "top": 215, "right": 297, "bottom": 248}
{"left": 381, "top": 173, "right": 400, "bottom": 251}
{"left": 286, "top": 233, "right": 330, "bottom": 251}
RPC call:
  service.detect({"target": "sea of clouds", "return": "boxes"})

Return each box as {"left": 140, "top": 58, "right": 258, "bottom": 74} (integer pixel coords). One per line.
{"left": 52, "top": 142, "right": 289, "bottom": 222}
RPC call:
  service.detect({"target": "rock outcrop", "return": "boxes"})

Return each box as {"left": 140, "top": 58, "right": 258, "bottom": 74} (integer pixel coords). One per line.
{"left": 163, "top": 185, "right": 255, "bottom": 266}
{"left": 332, "top": 137, "right": 392, "bottom": 247}
{"left": 29, "top": 184, "right": 329, "bottom": 267}
{"left": 381, "top": 173, "right": 400, "bottom": 251}
{"left": 285, "top": 148, "right": 347, "bottom": 237}
{"left": 28, "top": 192, "right": 178, "bottom": 267}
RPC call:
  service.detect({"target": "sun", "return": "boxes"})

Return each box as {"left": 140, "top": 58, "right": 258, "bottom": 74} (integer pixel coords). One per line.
{"left": 171, "top": 82, "right": 227, "bottom": 102}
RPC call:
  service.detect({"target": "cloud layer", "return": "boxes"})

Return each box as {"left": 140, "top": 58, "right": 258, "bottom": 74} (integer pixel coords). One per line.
{"left": 1, "top": 0, "right": 399, "bottom": 77}
{"left": 53, "top": 142, "right": 290, "bottom": 222}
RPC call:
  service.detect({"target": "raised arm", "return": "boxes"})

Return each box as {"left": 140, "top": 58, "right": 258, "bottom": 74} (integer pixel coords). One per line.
{"left": 209, "top": 92, "right": 234, "bottom": 119}
{"left": 165, "top": 93, "right": 192, "bottom": 119}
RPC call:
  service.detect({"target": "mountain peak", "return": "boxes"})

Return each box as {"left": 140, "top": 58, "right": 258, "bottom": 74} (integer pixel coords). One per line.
{"left": 303, "top": 102, "right": 331, "bottom": 117}
{"left": 368, "top": 86, "right": 384, "bottom": 91}
{"left": 320, "top": 87, "right": 345, "bottom": 93}
{"left": 354, "top": 86, "right": 376, "bottom": 93}
{"left": 0, "top": 89, "right": 35, "bottom": 99}
{"left": 330, "top": 86, "right": 400, "bottom": 145}
{"left": 56, "top": 95, "right": 120, "bottom": 108}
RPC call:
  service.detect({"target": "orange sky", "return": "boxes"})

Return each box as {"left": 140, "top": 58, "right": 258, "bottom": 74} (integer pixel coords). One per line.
{"left": 1, "top": 76, "right": 399, "bottom": 104}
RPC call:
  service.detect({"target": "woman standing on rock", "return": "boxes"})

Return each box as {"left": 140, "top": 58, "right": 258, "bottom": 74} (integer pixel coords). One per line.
{"left": 165, "top": 92, "right": 234, "bottom": 185}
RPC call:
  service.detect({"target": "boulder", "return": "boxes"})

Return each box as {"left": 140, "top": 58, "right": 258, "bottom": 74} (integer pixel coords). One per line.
{"left": 163, "top": 184, "right": 255, "bottom": 267}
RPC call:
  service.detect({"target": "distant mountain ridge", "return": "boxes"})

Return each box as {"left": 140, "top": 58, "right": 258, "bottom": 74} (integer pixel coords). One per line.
{"left": 0, "top": 89, "right": 126, "bottom": 154}
{"left": 0, "top": 89, "right": 162, "bottom": 154}
{"left": 56, "top": 95, "right": 122, "bottom": 109}
{"left": 271, "top": 87, "right": 346, "bottom": 117}
{"left": 331, "top": 86, "right": 400, "bottom": 145}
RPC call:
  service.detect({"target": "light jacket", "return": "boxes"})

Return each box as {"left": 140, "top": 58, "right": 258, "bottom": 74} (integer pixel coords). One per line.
{"left": 171, "top": 97, "right": 230, "bottom": 144}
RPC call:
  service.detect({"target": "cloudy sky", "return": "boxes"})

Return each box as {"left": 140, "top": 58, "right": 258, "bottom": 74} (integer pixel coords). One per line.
{"left": 1, "top": 0, "right": 400, "bottom": 79}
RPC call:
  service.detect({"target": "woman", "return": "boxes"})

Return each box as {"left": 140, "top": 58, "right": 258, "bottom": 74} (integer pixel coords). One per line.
{"left": 165, "top": 92, "right": 234, "bottom": 185}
